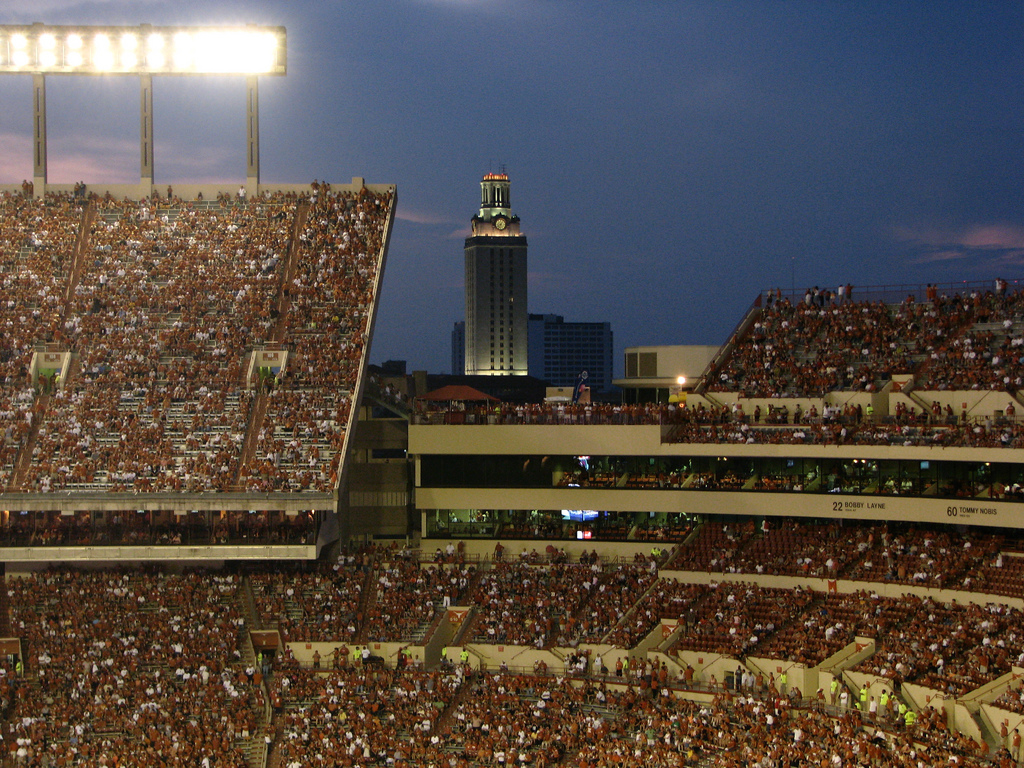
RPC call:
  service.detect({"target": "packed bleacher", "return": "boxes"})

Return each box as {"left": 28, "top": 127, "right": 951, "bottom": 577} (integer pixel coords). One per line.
{"left": 0, "top": 193, "right": 83, "bottom": 489}
{"left": 362, "top": 558, "right": 476, "bottom": 643}
{"left": 708, "top": 285, "right": 1024, "bottom": 398}
{"left": 249, "top": 562, "right": 368, "bottom": 644}
{"left": 6, "top": 541, "right": 1024, "bottom": 766}
{"left": 854, "top": 595, "right": 1024, "bottom": 697}
{"left": 8, "top": 568, "right": 261, "bottom": 766}
{"left": 0, "top": 184, "right": 393, "bottom": 496}
{"left": 246, "top": 186, "right": 391, "bottom": 493}
{"left": 412, "top": 282, "right": 1024, "bottom": 467}
{"left": 9, "top": 189, "right": 1024, "bottom": 768}
{"left": 416, "top": 397, "right": 1024, "bottom": 454}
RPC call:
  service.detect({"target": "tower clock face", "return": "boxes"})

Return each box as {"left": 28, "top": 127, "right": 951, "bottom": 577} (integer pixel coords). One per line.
{"left": 494, "top": 217, "right": 507, "bottom": 231}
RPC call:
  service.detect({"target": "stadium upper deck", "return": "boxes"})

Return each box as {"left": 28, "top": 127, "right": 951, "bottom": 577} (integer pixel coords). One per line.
{"left": 708, "top": 283, "right": 1024, "bottom": 397}
{"left": 0, "top": 182, "right": 394, "bottom": 556}
{"left": 410, "top": 280, "right": 1024, "bottom": 539}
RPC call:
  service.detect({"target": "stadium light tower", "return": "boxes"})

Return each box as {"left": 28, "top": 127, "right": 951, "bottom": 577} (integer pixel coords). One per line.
{"left": 0, "top": 23, "right": 287, "bottom": 196}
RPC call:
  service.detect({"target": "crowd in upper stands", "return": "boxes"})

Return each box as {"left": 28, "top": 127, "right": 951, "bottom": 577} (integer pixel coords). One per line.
{"left": 0, "top": 184, "right": 393, "bottom": 496}
{"left": 247, "top": 184, "right": 391, "bottom": 493}
{"left": 662, "top": 518, "right": 1014, "bottom": 591}
{"left": 709, "top": 283, "right": 1024, "bottom": 397}
{"left": 0, "top": 192, "right": 84, "bottom": 488}
{"left": 419, "top": 396, "right": 1024, "bottom": 454}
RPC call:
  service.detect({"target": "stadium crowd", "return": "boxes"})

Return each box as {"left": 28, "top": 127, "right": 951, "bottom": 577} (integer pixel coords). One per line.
{"left": 3, "top": 533, "right": 1024, "bottom": 765}
{"left": 0, "top": 185, "right": 393, "bottom": 496}
{"left": 8, "top": 568, "right": 260, "bottom": 767}
{"left": 248, "top": 184, "right": 393, "bottom": 493}
{"left": 710, "top": 286, "right": 1024, "bottom": 398}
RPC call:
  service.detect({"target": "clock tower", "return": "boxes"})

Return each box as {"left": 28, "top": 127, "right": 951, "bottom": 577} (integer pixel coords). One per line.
{"left": 464, "top": 172, "right": 528, "bottom": 375}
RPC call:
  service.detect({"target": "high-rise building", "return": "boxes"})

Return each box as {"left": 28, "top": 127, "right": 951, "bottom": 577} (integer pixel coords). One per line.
{"left": 464, "top": 173, "right": 528, "bottom": 375}
{"left": 528, "top": 313, "right": 614, "bottom": 393}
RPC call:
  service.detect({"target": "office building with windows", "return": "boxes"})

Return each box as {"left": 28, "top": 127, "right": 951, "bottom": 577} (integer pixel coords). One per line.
{"left": 527, "top": 313, "right": 614, "bottom": 393}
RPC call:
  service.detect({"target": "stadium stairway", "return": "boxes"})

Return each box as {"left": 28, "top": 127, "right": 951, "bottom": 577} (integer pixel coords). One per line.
{"left": 901, "top": 382, "right": 933, "bottom": 416}
{"left": 270, "top": 201, "right": 309, "bottom": 344}
{"left": 450, "top": 607, "right": 479, "bottom": 647}
{"left": 234, "top": 392, "right": 270, "bottom": 490}
{"left": 231, "top": 200, "right": 309, "bottom": 491}
{"left": 419, "top": 598, "right": 451, "bottom": 646}
{"left": 430, "top": 674, "right": 474, "bottom": 734}
{"left": 598, "top": 570, "right": 664, "bottom": 645}
{"left": 694, "top": 299, "right": 763, "bottom": 396}
{"left": 975, "top": 708, "right": 1003, "bottom": 756}
{"left": 354, "top": 570, "right": 381, "bottom": 645}
{"left": 241, "top": 736, "right": 268, "bottom": 768}
{"left": 8, "top": 395, "right": 48, "bottom": 491}
{"left": 239, "top": 576, "right": 263, "bottom": 630}
{"left": 0, "top": 566, "right": 6, "bottom": 637}
{"left": 422, "top": 564, "right": 485, "bottom": 647}
{"left": 60, "top": 200, "right": 95, "bottom": 309}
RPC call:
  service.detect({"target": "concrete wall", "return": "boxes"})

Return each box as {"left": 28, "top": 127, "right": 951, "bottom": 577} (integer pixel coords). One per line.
{"left": 288, "top": 639, "right": 424, "bottom": 669}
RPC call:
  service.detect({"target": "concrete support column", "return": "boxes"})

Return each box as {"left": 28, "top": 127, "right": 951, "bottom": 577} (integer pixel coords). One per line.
{"left": 32, "top": 74, "right": 46, "bottom": 198}
{"left": 140, "top": 74, "right": 155, "bottom": 193}
{"left": 246, "top": 75, "right": 260, "bottom": 197}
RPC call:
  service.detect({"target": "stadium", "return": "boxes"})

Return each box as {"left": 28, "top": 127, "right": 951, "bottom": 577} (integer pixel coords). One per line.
{"left": 0, "top": 20, "right": 1021, "bottom": 768}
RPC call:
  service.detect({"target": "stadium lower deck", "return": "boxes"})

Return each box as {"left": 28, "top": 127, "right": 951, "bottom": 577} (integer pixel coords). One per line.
{"left": 0, "top": 519, "right": 1022, "bottom": 767}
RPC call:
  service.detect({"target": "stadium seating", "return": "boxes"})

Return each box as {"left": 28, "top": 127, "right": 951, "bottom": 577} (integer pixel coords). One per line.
{"left": 0, "top": 185, "right": 393, "bottom": 495}
{"left": 5, "top": 532, "right": 1018, "bottom": 766}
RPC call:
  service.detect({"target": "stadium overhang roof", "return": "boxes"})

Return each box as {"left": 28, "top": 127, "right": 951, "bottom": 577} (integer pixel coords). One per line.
{"left": 0, "top": 23, "right": 287, "bottom": 76}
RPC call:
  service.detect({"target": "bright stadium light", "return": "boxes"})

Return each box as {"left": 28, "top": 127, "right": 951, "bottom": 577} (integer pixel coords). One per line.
{"left": 146, "top": 33, "right": 164, "bottom": 68}
{"left": 39, "top": 35, "right": 57, "bottom": 68}
{"left": 0, "top": 24, "right": 287, "bottom": 75}
{"left": 93, "top": 34, "right": 114, "bottom": 71}
{"left": 3, "top": 23, "right": 286, "bottom": 194}
{"left": 10, "top": 33, "right": 28, "bottom": 68}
